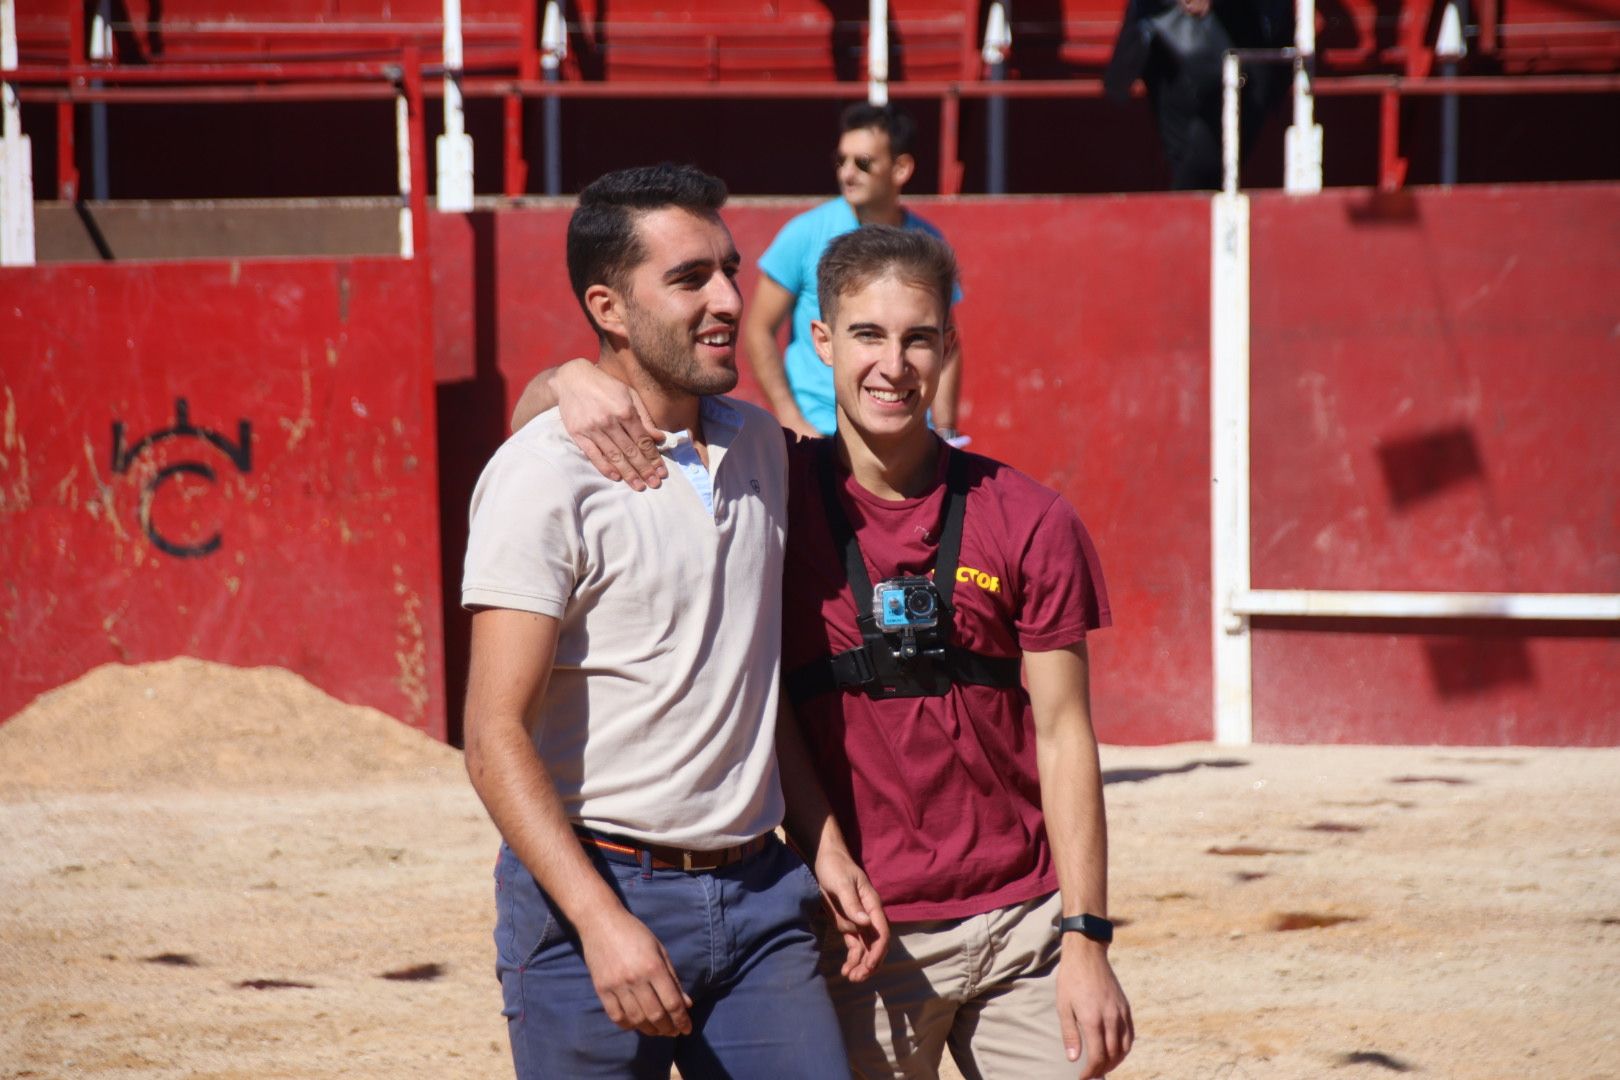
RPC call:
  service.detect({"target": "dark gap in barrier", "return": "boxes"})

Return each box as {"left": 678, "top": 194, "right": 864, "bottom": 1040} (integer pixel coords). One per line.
{"left": 436, "top": 211, "right": 508, "bottom": 749}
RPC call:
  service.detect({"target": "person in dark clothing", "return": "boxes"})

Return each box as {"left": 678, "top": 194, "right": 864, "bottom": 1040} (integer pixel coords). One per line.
{"left": 1106, "top": 0, "right": 1295, "bottom": 190}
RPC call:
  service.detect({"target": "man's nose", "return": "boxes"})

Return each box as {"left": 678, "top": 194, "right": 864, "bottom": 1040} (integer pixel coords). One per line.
{"left": 876, "top": 340, "right": 907, "bottom": 377}
{"left": 707, "top": 274, "right": 742, "bottom": 320}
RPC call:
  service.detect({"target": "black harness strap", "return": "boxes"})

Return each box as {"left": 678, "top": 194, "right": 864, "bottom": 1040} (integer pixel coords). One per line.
{"left": 816, "top": 439, "right": 882, "bottom": 644}
{"left": 784, "top": 440, "right": 1021, "bottom": 704}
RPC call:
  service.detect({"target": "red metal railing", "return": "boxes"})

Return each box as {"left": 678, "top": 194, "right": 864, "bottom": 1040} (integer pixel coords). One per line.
{"left": 11, "top": 57, "right": 1619, "bottom": 199}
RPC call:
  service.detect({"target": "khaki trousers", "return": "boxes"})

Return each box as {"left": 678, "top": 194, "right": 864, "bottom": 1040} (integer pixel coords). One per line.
{"left": 822, "top": 890, "right": 1078, "bottom": 1080}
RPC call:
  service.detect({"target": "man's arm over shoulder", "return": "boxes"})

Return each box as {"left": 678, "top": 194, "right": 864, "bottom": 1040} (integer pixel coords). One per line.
{"left": 510, "top": 359, "right": 669, "bottom": 491}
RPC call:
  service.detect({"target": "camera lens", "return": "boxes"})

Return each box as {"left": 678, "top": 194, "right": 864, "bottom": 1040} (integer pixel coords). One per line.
{"left": 905, "top": 589, "right": 935, "bottom": 617}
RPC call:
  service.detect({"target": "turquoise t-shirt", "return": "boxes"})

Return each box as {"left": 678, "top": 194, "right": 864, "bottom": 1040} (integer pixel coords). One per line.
{"left": 757, "top": 198, "right": 960, "bottom": 435}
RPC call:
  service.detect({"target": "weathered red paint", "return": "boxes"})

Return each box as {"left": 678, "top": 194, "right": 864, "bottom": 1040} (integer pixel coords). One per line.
{"left": 0, "top": 257, "right": 447, "bottom": 737}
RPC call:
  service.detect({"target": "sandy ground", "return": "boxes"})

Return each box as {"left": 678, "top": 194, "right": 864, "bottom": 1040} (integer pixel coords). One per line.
{"left": 2, "top": 660, "right": 1618, "bottom": 1080}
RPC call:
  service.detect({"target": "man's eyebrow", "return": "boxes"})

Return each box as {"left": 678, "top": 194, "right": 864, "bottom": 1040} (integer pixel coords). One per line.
{"left": 844, "top": 321, "right": 942, "bottom": 335}
{"left": 663, "top": 251, "right": 741, "bottom": 281}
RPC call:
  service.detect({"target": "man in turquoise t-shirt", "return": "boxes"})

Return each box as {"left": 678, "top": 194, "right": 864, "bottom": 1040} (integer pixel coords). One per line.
{"left": 743, "top": 103, "right": 965, "bottom": 439}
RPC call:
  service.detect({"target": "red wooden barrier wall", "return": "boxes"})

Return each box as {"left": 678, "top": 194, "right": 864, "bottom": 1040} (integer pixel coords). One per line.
{"left": 0, "top": 257, "right": 447, "bottom": 737}
{"left": 4, "top": 185, "right": 1613, "bottom": 747}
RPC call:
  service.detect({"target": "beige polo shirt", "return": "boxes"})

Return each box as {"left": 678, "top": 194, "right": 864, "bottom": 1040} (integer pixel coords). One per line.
{"left": 462, "top": 396, "right": 788, "bottom": 848}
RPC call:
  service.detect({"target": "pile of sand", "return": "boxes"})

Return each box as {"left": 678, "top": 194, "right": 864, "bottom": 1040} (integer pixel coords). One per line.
{"left": 0, "top": 657, "right": 462, "bottom": 797}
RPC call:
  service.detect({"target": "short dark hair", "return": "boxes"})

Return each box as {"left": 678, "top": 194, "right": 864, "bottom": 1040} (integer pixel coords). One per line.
{"left": 566, "top": 164, "right": 729, "bottom": 335}
{"left": 839, "top": 102, "right": 916, "bottom": 158}
{"left": 817, "top": 226, "right": 957, "bottom": 325}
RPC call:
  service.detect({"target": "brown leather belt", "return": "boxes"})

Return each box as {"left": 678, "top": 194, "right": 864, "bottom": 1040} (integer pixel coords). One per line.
{"left": 575, "top": 827, "right": 771, "bottom": 872}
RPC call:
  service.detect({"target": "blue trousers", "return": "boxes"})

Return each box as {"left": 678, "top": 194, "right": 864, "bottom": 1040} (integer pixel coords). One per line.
{"left": 493, "top": 836, "right": 852, "bottom": 1079}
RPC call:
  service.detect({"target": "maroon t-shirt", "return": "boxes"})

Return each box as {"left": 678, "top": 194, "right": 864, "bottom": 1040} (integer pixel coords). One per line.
{"left": 782, "top": 437, "right": 1110, "bottom": 921}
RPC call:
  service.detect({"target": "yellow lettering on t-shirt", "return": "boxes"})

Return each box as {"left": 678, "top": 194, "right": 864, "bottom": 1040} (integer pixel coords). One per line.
{"left": 955, "top": 564, "right": 1000, "bottom": 593}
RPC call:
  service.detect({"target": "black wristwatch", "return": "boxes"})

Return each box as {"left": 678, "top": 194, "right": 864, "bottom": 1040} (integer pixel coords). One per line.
{"left": 1058, "top": 913, "right": 1114, "bottom": 945}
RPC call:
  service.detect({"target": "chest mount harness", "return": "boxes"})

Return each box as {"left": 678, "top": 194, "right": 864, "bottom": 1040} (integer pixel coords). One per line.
{"left": 783, "top": 442, "right": 1023, "bottom": 703}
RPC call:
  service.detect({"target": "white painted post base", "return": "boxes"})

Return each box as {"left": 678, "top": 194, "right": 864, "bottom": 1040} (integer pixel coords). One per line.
{"left": 1284, "top": 120, "right": 1323, "bottom": 195}
{"left": 0, "top": 131, "right": 32, "bottom": 267}
{"left": 1, "top": 0, "right": 35, "bottom": 266}
{"left": 435, "top": 133, "right": 476, "bottom": 212}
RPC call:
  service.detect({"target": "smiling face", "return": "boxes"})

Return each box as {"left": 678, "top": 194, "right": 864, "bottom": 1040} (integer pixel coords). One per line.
{"left": 594, "top": 206, "right": 743, "bottom": 398}
{"left": 813, "top": 272, "right": 951, "bottom": 449}
{"left": 835, "top": 126, "right": 914, "bottom": 217}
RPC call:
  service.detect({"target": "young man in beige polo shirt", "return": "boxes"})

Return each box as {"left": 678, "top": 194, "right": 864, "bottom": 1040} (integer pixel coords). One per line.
{"left": 462, "top": 164, "right": 887, "bottom": 1079}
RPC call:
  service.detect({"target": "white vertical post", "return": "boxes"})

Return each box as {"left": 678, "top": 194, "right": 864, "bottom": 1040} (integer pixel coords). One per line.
{"left": 983, "top": 2, "right": 1011, "bottom": 195}
{"left": 868, "top": 0, "right": 889, "bottom": 105}
{"left": 396, "top": 92, "right": 414, "bottom": 257}
{"left": 540, "top": 0, "right": 566, "bottom": 197}
{"left": 89, "top": 0, "right": 112, "bottom": 201}
{"left": 0, "top": 0, "right": 34, "bottom": 266}
{"left": 1437, "top": 1, "right": 1466, "bottom": 186}
{"left": 1211, "top": 51, "right": 1252, "bottom": 744}
{"left": 1284, "top": 0, "right": 1323, "bottom": 194}
{"left": 436, "top": 0, "right": 475, "bottom": 211}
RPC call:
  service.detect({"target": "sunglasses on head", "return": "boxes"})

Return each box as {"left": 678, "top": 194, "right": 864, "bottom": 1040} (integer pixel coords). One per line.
{"left": 833, "top": 153, "right": 878, "bottom": 173}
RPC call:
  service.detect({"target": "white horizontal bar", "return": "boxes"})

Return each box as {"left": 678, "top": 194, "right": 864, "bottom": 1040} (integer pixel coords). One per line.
{"left": 1233, "top": 589, "right": 1620, "bottom": 621}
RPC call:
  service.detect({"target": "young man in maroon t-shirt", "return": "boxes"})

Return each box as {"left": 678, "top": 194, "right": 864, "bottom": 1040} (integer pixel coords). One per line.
{"left": 513, "top": 227, "right": 1133, "bottom": 1079}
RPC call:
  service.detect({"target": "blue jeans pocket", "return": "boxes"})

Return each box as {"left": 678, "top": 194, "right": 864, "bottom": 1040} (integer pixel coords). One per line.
{"left": 494, "top": 846, "right": 562, "bottom": 971}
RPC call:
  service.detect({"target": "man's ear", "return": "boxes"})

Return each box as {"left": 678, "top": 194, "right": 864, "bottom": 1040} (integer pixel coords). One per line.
{"left": 891, "top": 153, "right": 916, "bottom": 188}
{"left": 943, "top": 322, "right": 960, "bottom": 359}
{"left": 585, "top": 283, "right": 628, "bottom": 339}
{"left": 810, "top": 319, "right": 835, "bottom": 367}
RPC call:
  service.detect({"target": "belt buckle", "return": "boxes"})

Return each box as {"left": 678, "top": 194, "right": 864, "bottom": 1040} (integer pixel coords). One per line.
{"left": 682, "top": 849, "right": 719, "bottom": 872}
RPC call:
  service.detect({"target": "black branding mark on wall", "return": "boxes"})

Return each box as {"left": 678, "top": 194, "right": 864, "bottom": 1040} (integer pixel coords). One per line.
{"left": 112, "top": 398, "right": 253, "bottom": 559}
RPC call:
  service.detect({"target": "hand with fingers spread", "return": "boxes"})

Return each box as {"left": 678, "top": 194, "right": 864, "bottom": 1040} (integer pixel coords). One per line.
{"left": 553, "top": 358, "right": 669, "bottom": 491}
{"left": 577, "top": 906, "right": 694, "bottom": 1037}
{"left": 1057, "top": 939, "right": 1134, "bottom": 1077}
{"left": 812, "top": 846, "right": 890, "bottom": 982}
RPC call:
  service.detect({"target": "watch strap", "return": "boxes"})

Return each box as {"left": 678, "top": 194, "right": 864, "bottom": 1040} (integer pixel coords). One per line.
{"left": 1058, "top": 913, "right": 1114, "bottom": 944}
